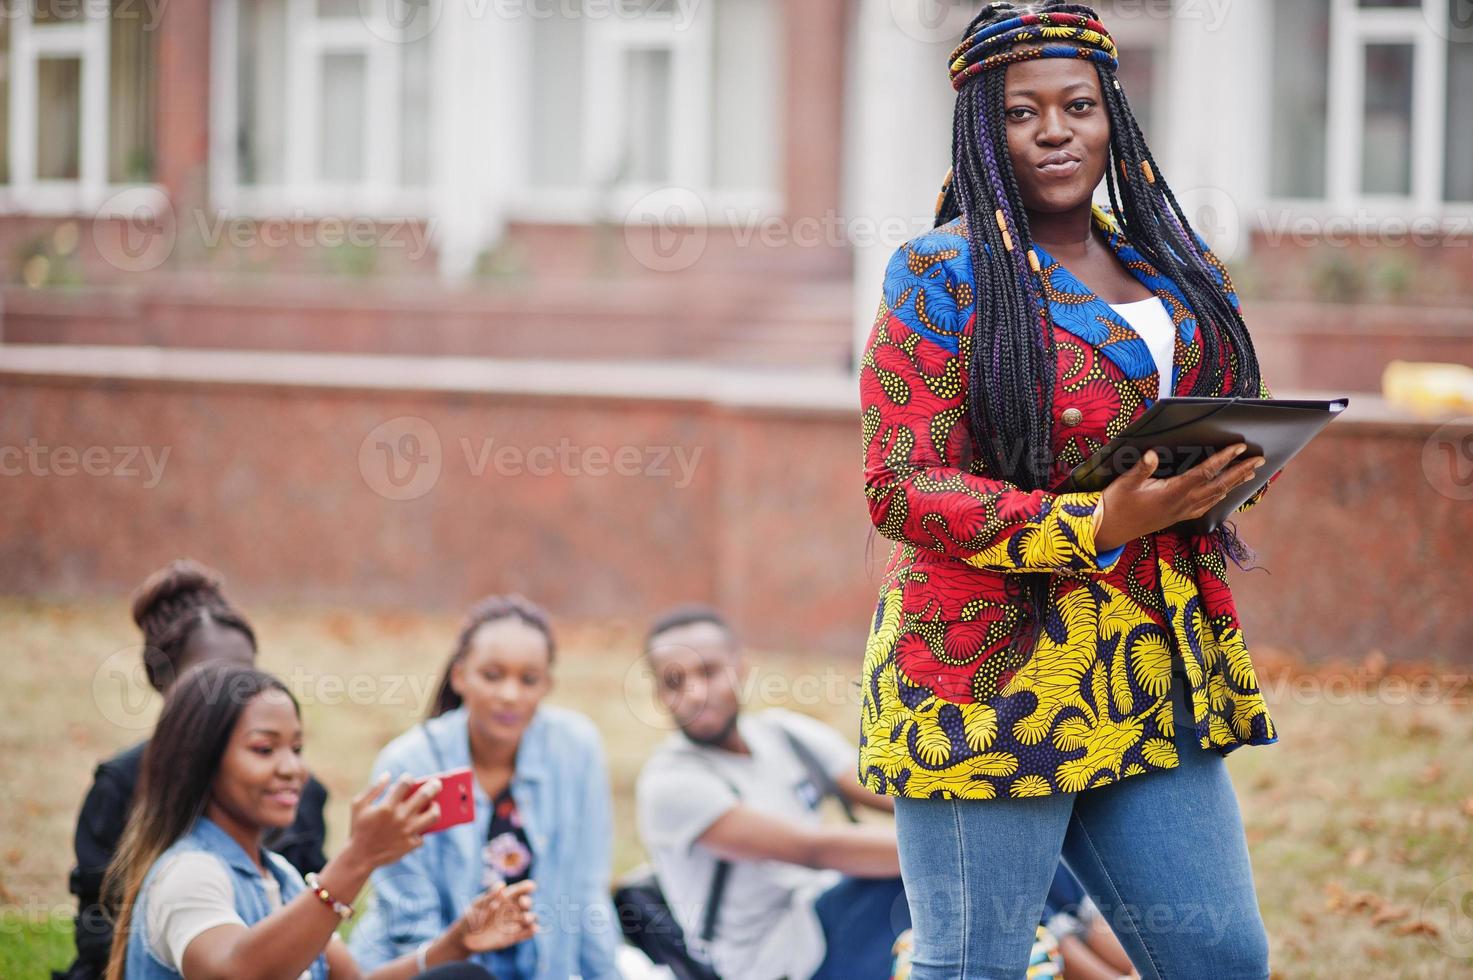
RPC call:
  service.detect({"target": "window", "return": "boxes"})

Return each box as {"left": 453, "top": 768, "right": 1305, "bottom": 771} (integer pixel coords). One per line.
{"left": 1273, "top": 0, "right": 1468, "bottom": 211}
{"left": 525, "top": 0, "right": 782, "bottom": 218}
{"left": 215, "top": 0, "right": 434, "bottom": 215}
{"left": 0, "top": 0, "right": 156, "bottom": 209}
{"left": 1270, "top": 0, "right": 1331, "bottom": 198}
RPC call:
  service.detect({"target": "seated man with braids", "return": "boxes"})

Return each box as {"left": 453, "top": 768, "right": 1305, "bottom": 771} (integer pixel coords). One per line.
{"left": 55, "top": 559, "right": 330, "bottom": 980}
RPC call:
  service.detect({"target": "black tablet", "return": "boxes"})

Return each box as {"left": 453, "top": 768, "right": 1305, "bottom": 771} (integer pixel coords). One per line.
{"left": 1052, "top": 396, "right": 1350, "bottom": 535}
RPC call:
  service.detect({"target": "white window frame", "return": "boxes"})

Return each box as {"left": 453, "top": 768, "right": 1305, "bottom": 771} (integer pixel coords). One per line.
{"left": 1264, "top": 0, "right": 1473, "bottom": 226}
{"left": 508, "top": 0, "right": 783, "bottom": 225}
{"left": 0, "top": 3, "right": 162, "bottom": 215}
{"left": 210, "top": 0, "right": 434, "bottom": 219}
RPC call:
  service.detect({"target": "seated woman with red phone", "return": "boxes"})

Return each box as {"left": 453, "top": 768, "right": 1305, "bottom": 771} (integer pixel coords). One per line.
{"left": 104, "top": 662, "right": 536, "bottom": 980}
{"left": 348, "top": 595, "right": 622, "bottom": 980}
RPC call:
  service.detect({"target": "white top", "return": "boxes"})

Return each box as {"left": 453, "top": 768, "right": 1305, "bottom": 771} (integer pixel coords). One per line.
{"left": 635, "top": 708, "right": 855, "bottom": 980}
{"left": 144, "top": 850, "right": 310, "bottom": 978}
{"left": 1109, "top": 295, "right": 1177, "bottom": 392}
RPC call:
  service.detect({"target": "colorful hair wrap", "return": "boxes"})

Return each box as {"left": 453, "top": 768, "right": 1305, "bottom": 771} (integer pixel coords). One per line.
{"left": 949, "top": 10, "right": 1119, "bottom": 91}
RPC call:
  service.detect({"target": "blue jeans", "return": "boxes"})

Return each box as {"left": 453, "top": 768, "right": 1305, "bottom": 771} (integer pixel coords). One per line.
{"left": 893, "top": 671, "right": 1270, "bottom": 980}
{"left": 809, "top": 875, "right": 911, "bottom": 980}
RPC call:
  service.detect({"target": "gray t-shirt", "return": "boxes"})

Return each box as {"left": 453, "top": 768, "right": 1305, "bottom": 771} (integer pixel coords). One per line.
{"left": 635, "top": 708, "right": 856, "bottom": 980}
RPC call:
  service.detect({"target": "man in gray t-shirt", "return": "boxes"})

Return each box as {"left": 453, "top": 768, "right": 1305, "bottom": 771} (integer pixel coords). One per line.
{"left": 634, "top": 606, "right": 910, "bottom": 980}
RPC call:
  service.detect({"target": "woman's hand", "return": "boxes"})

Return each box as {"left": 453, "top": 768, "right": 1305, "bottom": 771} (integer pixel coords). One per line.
{"left": 1094, "top": 444, "right": 1265, "bottom": 552}
{"left": 447, "top": 880, "right": 540, "bottom": 955}
{"left": 338, "top": 773, "right": 442, "bottom": 873}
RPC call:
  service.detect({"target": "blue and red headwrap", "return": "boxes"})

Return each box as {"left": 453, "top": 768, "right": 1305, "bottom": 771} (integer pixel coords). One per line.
{"left": 948, "top": 7, "right": 1118, "bottom": 91}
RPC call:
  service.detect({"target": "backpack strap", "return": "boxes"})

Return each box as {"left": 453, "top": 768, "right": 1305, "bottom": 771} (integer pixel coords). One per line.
{"left": 779, "top": 725, "right": 860, "bottom": 825}
{"left": 700, "top": 717, "right": 859, "bottom": 946}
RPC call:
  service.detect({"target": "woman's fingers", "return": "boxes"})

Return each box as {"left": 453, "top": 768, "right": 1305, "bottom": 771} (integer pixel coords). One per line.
{"left": 397, "top": 777, "right": 442, "bottom": 820}
{"left": 352, "top": 771, "right": 391, "bottom": 810}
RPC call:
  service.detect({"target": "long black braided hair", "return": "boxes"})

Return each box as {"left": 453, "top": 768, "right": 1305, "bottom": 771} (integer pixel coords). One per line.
{"left": 938, "top": 1, "right": 1264, "bottom": 659}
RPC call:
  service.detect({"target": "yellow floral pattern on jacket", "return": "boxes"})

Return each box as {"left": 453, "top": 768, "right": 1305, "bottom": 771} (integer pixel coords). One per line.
{"left": 858, "top": 206, "right": 1279, "bottom": 801}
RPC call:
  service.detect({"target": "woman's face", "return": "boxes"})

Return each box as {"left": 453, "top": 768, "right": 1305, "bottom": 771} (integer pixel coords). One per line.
{"left": 1002, "top": 55, "right": 1111, "bottom": 214}
{"left": 209, "top": 689, "right": 306, "bottom": 832}
{"left": 452, "top": 618, "right": 554, "bottom": 749}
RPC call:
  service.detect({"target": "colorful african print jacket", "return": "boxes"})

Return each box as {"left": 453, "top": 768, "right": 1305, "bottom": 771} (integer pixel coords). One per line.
{"left": 857, "top": 204, "right": 1281, "bottom": 801}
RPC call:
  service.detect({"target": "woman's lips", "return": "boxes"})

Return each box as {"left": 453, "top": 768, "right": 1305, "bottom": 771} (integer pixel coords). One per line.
{"left": 491, "top": 711, "right": 524, "bottom": 727}
{"left": 266, "top": 790, "right": 301, "bottom": 807}
{"left": 1037, "top": 158, "right": 1083, "bottom": 178}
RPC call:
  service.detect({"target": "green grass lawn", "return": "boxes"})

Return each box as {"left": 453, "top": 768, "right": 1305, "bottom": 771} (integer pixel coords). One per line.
{"left": 2, "top": 598, "right": 1470, "bottom": 978}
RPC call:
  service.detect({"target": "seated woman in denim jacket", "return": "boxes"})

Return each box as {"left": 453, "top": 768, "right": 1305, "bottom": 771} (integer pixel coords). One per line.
{"left": 105, "top": 662, "right": 535, "bottom": 980}
{"left": 61, "top": 559, "right": 331, "bottom": 980}
{"left": 349, "top": 595, "right": 622, "bottom": 980}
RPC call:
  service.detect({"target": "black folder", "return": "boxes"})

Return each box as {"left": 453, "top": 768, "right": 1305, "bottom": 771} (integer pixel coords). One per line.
{"left": 1051, "top": 396, "right": 1350, "bottom": 535}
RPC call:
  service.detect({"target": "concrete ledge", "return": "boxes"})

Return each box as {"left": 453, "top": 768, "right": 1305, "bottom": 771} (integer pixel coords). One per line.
{"left": 0, "top": 344, "right": 858, "bottom": 414}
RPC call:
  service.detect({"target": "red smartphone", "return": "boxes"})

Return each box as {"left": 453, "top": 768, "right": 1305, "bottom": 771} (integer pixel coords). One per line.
{"left": 405, "top": 767, "right": 476, "bottom": 834}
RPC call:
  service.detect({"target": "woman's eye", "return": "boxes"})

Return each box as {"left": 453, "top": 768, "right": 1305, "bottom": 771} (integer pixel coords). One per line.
{"left": 1069, "top": 100, "right": 1095, "bottom": 112}
{"left": 1006, "top": 107, "right": 1031, "bottom": 120}
{"left": 251, "top": 746, "right": 272, "bottom": 756}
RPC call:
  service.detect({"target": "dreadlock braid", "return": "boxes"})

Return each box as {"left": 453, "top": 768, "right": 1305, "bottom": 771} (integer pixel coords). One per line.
{"left": 936, "top": 0, "right": 1267, "bottom": 654}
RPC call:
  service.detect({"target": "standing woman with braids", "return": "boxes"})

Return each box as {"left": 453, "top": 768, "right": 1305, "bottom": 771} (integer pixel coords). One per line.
{"left": 859, "top": 3, "right": 1283, "bottom": 976}
{"left": 58, "top": 560, "right": 330, "bottom": 980}
{"left": 349, "top": 595, "right": 621, "bottom": 980}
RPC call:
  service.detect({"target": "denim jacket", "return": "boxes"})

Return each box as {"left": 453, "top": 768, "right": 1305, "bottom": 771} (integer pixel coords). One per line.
{"left": 124, "top": 816, "right": 327, "bottom": 980}
{"left": 348, "top": 704, "right": 620, "bottom": 979}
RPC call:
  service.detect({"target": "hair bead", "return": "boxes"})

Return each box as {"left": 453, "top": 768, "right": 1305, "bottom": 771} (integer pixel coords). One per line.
{"left": 1027, "top": 249, "right": 1041, "bottom": 273}
{"left": 1141, "top": 160, "right": 1156, "bottom": 184}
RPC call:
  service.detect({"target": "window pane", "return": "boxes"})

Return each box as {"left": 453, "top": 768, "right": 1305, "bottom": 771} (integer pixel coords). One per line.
{"left": 37, "top": 57, "right": 81, "bottom": 180}
{"left": 109, "top": 0, "right": 156, "bottom": 182}
{"left": 399, "top": 28, "right": 432, "bottom": 186}
{"left": 0, "top": 15, "right": 9, "bottom": 183}
{"left": 1113, "top": 43, "right": 1158, "bottom": 140}
{"left": 1447, "top": 30, "right": 1473, "bottom": 201}
{"left": 319, "top": 52, "right": 367, "bottom": 182}
{"left": 712, "top": 0, "right": 779, "bottom": 192}
{"left": 621, "top": 48, "right": 671, "bottom": 184}
{"left": 1270, "top": 0, "right": 1330, "bottom": 198}
{"left": 238, "top": 0, "right": 287, "bottom": 185}
{"left": 529, "top": 8, "right": 584, "bottom": 188}
{"left": 1361, "top": 43, "right": 1414, "bottom": 195}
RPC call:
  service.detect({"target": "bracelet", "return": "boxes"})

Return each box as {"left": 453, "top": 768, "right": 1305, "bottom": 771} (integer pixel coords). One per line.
{"left": 304, "top": 872, "right": 354, "bottom": 921}
{"left": 415, "top": 939, "right": 432, "bottom": 973}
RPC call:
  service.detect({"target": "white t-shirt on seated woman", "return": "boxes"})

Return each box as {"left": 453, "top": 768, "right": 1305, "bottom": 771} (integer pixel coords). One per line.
{"left": 144, "top": 850, "right": 312, "bottom": 980}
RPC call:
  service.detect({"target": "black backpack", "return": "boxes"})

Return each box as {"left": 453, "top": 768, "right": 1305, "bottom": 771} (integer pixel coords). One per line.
{"left": 614, "top": 726, "right": 859, "bottom": 979}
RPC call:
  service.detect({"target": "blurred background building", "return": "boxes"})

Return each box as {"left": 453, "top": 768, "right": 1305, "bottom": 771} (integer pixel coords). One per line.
{"left": 2, "top": 0, "right": 1471, "bottom": 661}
